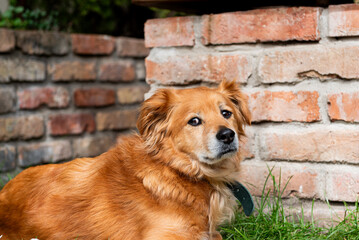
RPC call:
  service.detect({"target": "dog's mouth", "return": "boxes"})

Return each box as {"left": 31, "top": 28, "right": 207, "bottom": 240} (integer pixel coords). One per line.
{"left": 203, "top": 147, "right": 237, "bottom": 163}
{"left": 220, "top": 148, "right": 236, "bottom": 155}
{"left": 217, "top": 147, "right": 237, "bottom": 159}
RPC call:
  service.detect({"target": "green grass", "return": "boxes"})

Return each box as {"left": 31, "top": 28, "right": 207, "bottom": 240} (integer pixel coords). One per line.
{"left": 221, "top": 167, "right": 359, "bottom": 240}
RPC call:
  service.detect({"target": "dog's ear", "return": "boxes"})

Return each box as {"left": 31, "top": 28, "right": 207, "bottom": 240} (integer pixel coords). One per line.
{"left": 137, "top": 88, "right": 175, "bottom": 146}
{"left": 218, "top": 80, "right": 251, "bottom": 126}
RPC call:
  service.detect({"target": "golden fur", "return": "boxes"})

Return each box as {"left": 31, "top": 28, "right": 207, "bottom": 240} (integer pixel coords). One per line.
{"left": 0, "top": 81, "right": 250, "bottom": 240}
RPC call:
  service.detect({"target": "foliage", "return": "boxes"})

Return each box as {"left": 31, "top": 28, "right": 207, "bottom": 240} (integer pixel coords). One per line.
{"left": 0, "top": 0, "right": 58, "bottom": 30}
{"left": 221, "top": 167, "right": 359, "bottom": 240}
{"left": 0, "top": 0, "right": 183, "bottom": 37}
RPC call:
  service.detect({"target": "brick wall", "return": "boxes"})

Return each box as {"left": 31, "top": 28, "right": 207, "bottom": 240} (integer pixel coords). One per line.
{"left": 145, "top": 4, "right": 359, "bottom": 223}
{"left": 0, "top": 29, "right": 149, "bottom": 183}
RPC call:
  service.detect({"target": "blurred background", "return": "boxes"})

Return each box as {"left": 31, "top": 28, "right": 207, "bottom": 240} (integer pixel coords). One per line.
{"left": 0, "top": 0, "right": 185, "bottom": 37}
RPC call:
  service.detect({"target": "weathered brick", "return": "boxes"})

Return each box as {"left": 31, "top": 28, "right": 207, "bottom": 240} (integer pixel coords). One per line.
{"left": 96, "top": 109, "right": 138, "bottom": 131}
{"left": 240, "top": 128, "right": 255, "bottom": 159}
{"left": 328, "top": 92, "right": 359, "bottom": 123}
{"left": 0, "top": 58, "right": 45, "bottom": 82}
{"left": 261, "top": 128, "right": 359, "bottom": 164}
{"left": 145, "top": 16, "right": 195, "bottom": 47}
{"left": 18, "top": 87, "right": 69, "bottom": 109}
{"left": 285, "top": 201, "right": 349, "bottom": 228}
{"left": 117, "top": 85, "right": 149, "bottom": 104}
{"left": 328, "top": 4, "right": 359, "bottom": 37}
{"left": 201, "top": 7, "right": 321, "bottom": 45}
{"left": 49, "top": 113, "right": 95, "bottom": 136}
{"left": 326, "top": 168, "right": 359, "bottom": 202}
{"left": 0, "top": 115, "right": 44, "bottom": 141}
{"left": 71, "top": 34, "right": 115, "bottom": 55}
{"left": 258, "top": 46, "right": 359, "bottom": 83}
{"left": 48, "top": 61, "right": 96, "bottom": 81}
{"left": 239, "top": 162, "right": 320, "bottom": 199}
{"left": 117, "top": 37, "right": 149, "bottom": 57}
{"left": 0, "top": 88, "right": 15, "bottom": 114}
{"left": 249, "top": 91, "right": 320, "bottom": 122}
{"left": 18, "top": 140, "right": 72, "bottom": 167}
{"left": 16, "top": 30, "right": 70, "bottom": 55}
{"left": 0, "top": 28, "right": 15, "bottom": 52}
{"left": 146, "top": 54, "right": 252, "bottom": 85}
{"left": 98, "top": 60, "right": 136, "bottom": 82}
{"left": 73, "top": 135, "right": 114, "bottom": 158}
{"left": 0, "top": 145, "right": 16, "bottom": 172}
{"left": 74, "top": 88, "right": 115, "bottom": 107}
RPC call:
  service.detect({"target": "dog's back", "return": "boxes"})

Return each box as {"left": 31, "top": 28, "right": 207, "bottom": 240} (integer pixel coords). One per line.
{"left": 0, "top": 136, "right": 211, "bottom": 240}
{"left": 0, "top": 81, "right": 250, "bottom": 240}
{"left": 0, "top": 136, "right": 141, "bottom": 239}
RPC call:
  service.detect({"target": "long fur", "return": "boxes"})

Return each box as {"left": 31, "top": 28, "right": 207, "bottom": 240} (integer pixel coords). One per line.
{"left": 0, "top": 81, "right": 250, "bottom": 240}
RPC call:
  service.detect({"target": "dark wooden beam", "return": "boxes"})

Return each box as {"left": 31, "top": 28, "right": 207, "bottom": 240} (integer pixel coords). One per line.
{"left": 133, "top": 0, "right": 353, "bottom": 14}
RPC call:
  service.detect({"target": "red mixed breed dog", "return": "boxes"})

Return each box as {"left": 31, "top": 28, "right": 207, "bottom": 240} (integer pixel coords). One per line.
{"left": 0, "top": 81, "right": 250, "bottom": 239}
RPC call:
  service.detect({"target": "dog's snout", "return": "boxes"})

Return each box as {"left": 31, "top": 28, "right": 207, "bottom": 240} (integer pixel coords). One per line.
{"left": 216, "top": 128, "right": 235, "bottom": 144}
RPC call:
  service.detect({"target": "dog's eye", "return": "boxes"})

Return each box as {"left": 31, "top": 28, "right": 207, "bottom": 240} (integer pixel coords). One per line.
{"left": 221, "top": 110, "right": 232, "bottom": 119}
{"left": 188, "top": 117, "right": 202, "bottom": 126}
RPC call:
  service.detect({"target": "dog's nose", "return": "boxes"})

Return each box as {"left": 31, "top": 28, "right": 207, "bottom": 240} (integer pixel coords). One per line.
{"left": 216, "top": 128, "right": 235, "bottom": 144}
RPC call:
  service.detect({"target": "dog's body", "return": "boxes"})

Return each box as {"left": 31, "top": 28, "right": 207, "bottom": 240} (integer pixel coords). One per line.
{"left": 0, "top": 81, "right": 250, "bottom": 240}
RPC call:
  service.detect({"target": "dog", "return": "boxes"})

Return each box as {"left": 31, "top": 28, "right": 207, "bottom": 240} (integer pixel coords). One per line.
{"left": 0, "top": 81, "right": 250, "bottom": 240}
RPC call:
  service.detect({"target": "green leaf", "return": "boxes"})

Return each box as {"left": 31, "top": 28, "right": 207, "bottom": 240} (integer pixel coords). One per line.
{"left": 2, "top": 10, "right": 13, "bottom": 19}
{"left": 14, "top": 6, "right": 24, "bottom": 14}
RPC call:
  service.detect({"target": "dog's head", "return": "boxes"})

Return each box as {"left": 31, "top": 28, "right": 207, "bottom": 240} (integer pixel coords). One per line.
{"left": 137, "top": 81, "right": 250, "bottom": 177}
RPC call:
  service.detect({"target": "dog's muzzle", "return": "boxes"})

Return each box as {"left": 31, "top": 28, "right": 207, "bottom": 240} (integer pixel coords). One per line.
{"left": 215, "top": 127, "right": 238, "bottom": 158}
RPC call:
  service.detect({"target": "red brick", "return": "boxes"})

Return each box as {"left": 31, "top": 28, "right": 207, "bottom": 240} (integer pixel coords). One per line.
{"left": 16, "top": 30, "right": 70, "bottom": 55}
{"left": 0, "top": 58, "right": 45, "bottom": 82}
{"left": 328, "top": 92, "right": 359, "bottom": 123}
{"left": 201, "top": 7, "right": 321, "bottom": 45}
{"left": 73, "top": 135, "right": 114, "bottom": 158}
{"left": 249, "top": 91, "right": 320, "bottom": 122}
{"left": 145, "top": 16, "right": 195, "bottom": 47}
{"left": 258, "top": 46, "right": 359, "bottom": 83}
{"left": 240, "top": 128, "right": 255, "bottom": 159}
{"left": 74, "top": 88, "right": 115, "bottom": 107}
{"left": 0, "top": 88, "right": 15, "bottom": 113}
{"left": 239, "top": 162, "right": 320, "bottom": 199}
{"left": 116, "top": 37, "right": 149, "bottom": 57}
{"left": 0, "top": 28, "right": 15, "bottom": 52}
{"left": 49, "top": 113, "right": 95, "bottom": 136}
{"left": 0, "top": 115, "right": 44, "bottom": 141}
{"left": 98, "top": 60, "right": 136, "bottom": 82}
{"left": 117, "top": 85, "right": 149, "bottom": 104}
{"left": 328, "top": 4, "right": 359, "bottom": 37}
{"left": 326, "top": 168, "right": 359, "bottom": 202}
{"left": 18, "top": 87, "right": 69, "bottom": 109}
{"left": 96, "top": 109, "right": 139, "bottom": 131}
{"left": 146, "top": 54, "right": 252, "bottom": 85}
{"left": 18, "top": 140, "right": 72, "bottom": 167}
{"left": 71, "top": 34, "right": 115, "bottom": 55}
{"left": 261, "top": 128, "right": 359, "bottom": 164}
{"left": 48, "top": 61, "right": 96, "bottom": 81}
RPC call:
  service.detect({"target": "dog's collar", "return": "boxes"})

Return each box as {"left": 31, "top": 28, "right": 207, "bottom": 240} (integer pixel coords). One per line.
{"left": 227, "top": 181, "right": 254, "bottom": 216}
